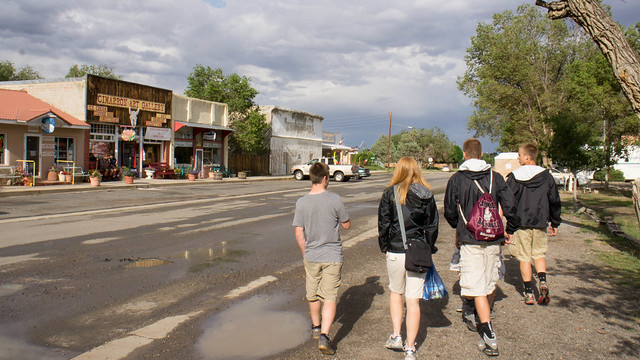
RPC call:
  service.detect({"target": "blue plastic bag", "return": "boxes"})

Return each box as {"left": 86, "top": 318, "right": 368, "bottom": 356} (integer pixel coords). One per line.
{"left": 423, "top": 265, "right": 448, "bottom": 300}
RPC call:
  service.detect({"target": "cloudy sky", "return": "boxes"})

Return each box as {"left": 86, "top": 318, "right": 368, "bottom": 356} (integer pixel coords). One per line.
{"left": 1, "top": 0, "right": 638, "bottom": 151}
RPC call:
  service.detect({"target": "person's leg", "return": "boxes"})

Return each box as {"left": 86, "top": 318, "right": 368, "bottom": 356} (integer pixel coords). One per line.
{"left": 404, "top": 298, "right": 420, "bottom": 350}
{"left": 533, "top": 258, "right": 546, "bottom": 275}
{"left": 309, "top": 300, "right": 321, "bottom": 327}
{"left": 390, "top": 292, "right": 404, "bottom": 336}
{"left": 475, "top": 295, "right": 491, "bottom": 323}
{"left": 321, "top": 300, "right": 336, "bottom": 335}
{"left": 520, "top": 261, "right": 533, "bottom": 282}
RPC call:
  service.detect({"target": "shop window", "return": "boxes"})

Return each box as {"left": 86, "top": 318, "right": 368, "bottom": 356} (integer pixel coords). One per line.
{"left": 175, "top": 127, "right": 193, "bottom": 140}
{"left": 55, "top": 137, "right": 75, "bottom": 162}
{"left": 203, "top": 147, "right": 221, "bottom": 166}
{"left": 0, "top": 133, "right": 5, "bottom": 164}
{"left": 175, "top": 146, "right": 193, "bottom": 165}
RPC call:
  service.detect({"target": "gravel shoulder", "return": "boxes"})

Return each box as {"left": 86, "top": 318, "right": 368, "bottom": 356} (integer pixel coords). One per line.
{"left": 271, "top": 207, "right": 640, "bottom": 359}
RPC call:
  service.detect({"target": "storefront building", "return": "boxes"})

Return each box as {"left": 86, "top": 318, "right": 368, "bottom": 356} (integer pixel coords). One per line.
{"left": 322, "top": 131, "right": 354, "bottom": 164}
{"left": 0, "top": 89, "right": 89, "bottom": 177}
{"left": 172, "top": 94, "right": 232, "bottom": 172}
{"left": 0, "top": 75, "right": 173, "bottom": 175}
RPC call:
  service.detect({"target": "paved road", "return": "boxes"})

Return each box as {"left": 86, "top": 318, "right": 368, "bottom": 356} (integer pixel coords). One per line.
{"left": 0, "top": 172, "right": 452, "bottom": 359}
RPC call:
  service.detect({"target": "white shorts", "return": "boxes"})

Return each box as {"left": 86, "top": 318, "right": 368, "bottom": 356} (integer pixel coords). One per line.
{"left": 459, "top": 244, "right": 500, "bottom": 297}
{"left": 386, "top": 252, "right": 426, "bottom": 299}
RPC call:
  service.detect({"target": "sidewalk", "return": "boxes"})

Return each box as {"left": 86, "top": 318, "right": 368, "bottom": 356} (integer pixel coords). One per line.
{"left": 272, "top": 211, "right": 640, "bottom": 359}
{"left": 0, "top": 175, "right": 293, "bottom": 197}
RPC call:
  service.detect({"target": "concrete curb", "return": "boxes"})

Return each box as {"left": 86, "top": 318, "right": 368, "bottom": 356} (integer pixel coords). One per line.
{"left": 0, "top": 175, "right": 294, "bottom": 197}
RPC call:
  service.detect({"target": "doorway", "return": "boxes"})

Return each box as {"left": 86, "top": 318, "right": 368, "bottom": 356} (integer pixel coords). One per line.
{"left": 121, "top": 142, "right": 137, "bottom": 169}
{"left": 195, "top": 148, "right": 203, "bottom": 171}
{"left": 25, "top": 135, "right": 40, "bottom": 176}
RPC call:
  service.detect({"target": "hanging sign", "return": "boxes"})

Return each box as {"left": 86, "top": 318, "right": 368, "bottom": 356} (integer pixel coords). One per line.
{"left": 41, "top": 116, "right": 56, "bottom": 134}
{"left": 144, "top": 127, "right": 171, "bottom": 141}
{"left": 122, "top": 129, "right": 137, "bottom": 141}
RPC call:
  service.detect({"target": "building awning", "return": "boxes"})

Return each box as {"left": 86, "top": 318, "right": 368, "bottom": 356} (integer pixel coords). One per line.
{"left": 322, "top": 143, "right": 353, "bottom": 151}
{"left": 174, "top": 120, "right": 235, "bottom": 132}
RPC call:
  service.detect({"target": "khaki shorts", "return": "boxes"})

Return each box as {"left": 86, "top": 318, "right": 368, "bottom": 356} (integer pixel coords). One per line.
{"left": 304, "top": 259, "right": 342, "bottom": 302}
{"left": 459, "top": 244, "right": 500, "bottom": 297}
{"left": 386, "top": 252, "right": 426, "bottom": 299}
{"left": 510, "top": 228, "right": 548, "bottom": 262}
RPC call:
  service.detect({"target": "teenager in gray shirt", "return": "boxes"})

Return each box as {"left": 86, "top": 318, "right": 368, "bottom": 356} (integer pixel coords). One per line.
{"left": 293, "top": 162, "right": 351, "bottom": 355}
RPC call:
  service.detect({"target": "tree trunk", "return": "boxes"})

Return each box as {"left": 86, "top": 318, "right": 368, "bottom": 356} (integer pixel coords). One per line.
{"left": 536, "top": 0, "right": 640, "bottom": 118}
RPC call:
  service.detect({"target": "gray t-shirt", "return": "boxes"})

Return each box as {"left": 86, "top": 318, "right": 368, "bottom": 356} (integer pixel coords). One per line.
{"left": 292, "top": 190, "right": 349, "bottom": 263}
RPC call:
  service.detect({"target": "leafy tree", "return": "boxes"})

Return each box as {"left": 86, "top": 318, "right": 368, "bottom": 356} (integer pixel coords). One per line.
{"left": 0, "top": 60, "right": 42, "bottom": 81}
{"left": 458, "top": 5, "right": 580, "bottom": 152}
{"left": 66, "top": 64, "right": 122, "bottom": 79}
{"left": 370, "top": 134, "right": 398, "bottom": 167}
{"left": 184, "top": 65, "right": 268, "bottom": 154}
{"left": 452, "top": 145, "right": 464, "bottom": 165}
{"left": 370, "top": 127, "right": 455, "bottom": 167}
{"left": 536, "top": 0, "right": 640, "bottom": 119}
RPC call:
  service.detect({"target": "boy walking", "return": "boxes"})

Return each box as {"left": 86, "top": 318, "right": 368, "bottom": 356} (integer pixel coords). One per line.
{"left": 293, "top": 162, "right": 351, "bottom": 355}
{"left": 444, "top": 138, "right": 520, "bottom": 356}
{"left": 506, "top": 143, "right": 561, "bottom": 305}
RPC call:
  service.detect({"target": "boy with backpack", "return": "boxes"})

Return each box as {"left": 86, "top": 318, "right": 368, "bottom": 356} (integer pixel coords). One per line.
{"left": 444, "top": 138, "right": 520, "bottom": 356}
{"left": 506, "top": 143, "right": 561, "bottom": 305}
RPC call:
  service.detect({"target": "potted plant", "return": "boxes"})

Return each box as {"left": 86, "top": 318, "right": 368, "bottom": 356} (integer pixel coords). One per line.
{"left": 144, "top": 165, "right": 156, "bottom": 179}
{"left": 47, "top": 166, "right": 58, "bottom": 181}
{"left": 211, "top": 169, "right": 223, "bottom": 180}
{"left": 17, "top": 166, "right": 33, "bottom": 186}
{"left": 58, "top": 170, "right": 67, "bottom": 182}
{"left": 89, "top": 169, "right": 102, "bottom": 187}
{"left": 188, "top": 169, "right": 199, "bottom": 181}
{"left": 238, "top": 171, "right": 247, "bottom": 179}
{"left": 122, "top": 167, "right": 138, "bottom": 184}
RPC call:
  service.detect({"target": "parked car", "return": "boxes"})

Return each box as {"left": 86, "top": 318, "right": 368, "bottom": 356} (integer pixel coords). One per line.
{"left": 441, "top": 165, "right": 450, "bottom": 172}
{"left": 291, "top": 158, "right": 358, "bottom": 182}
{"left": 357, "top": 166, "right": 371, "bottom": 178}
{"left": 549, "top": 168, "right": 569, "bottom": 186}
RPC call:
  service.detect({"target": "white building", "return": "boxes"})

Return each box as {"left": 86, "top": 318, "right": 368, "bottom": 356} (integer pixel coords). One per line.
{"left": 614, "top": 145, "right": 640, "bottom": 180}
{"left": 259, "top": 106, "right": 323, "bottom": 176}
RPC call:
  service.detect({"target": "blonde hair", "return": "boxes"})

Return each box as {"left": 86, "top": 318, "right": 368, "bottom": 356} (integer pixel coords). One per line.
{"left": 388, "top": 156, "right": 429, "bottom": 204}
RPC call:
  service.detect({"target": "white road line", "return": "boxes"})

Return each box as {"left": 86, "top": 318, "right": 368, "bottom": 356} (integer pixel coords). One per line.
{"left": 224, "top": 276, "right": 278, "bottom": 299}
{"left": 0, "top": 254, "right": 47, "bottom": 267}
{"left": 71, "top": 311, "right": 202, "bottom": 360}
{"left": 82, "top": 237, "right": 119, "bottom": 245}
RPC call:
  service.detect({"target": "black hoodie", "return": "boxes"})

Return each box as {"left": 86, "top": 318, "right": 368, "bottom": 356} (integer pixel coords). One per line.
{"left": 444, "top": 160, "right": 520, "bottom": 245}
{"left": 506, "top": 166, "right": 562, "bottom": 229}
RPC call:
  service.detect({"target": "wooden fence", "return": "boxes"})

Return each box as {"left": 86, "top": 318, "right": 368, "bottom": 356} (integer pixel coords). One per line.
{"left": 228, "top": 154, "right": 270, "bottom": 176}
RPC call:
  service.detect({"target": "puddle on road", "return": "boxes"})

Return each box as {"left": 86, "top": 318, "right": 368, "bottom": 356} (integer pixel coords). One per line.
{"left": 0, "top": 284, "right": 24, "bottom": 297}
{"left": 121, "top": 258, "right": 172, "bottom": 268}
{"left": 197, "top": 294, "right": 308, "bottom": 360}
{"left": 0, "top": 333, "right": 68, "bottom": 360}
{"left": 170, "top": 243, "right": 247, "bottom": 273}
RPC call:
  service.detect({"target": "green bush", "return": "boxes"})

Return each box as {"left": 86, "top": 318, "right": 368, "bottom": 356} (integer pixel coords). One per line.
{"left": 593, "top": 169, "right": 625, "bottom": 182}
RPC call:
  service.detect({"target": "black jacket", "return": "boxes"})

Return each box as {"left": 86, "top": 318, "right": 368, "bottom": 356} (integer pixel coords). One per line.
{"left": 506, "top": 168, "right": 562, "bottom": 229}
{"left": 378, "top": 183, "right": 439, "bottom": 254}
{"left": 444, "top": 168, "right": 520, "bottom": 245}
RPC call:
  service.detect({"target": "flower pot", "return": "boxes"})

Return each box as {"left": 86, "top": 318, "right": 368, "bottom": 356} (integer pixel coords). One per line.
{"left": 238, "top": 171, "right": 247, "bottom": 179}
{"left": 144, "top": 169, "right": 155, "bottom": 179}
{"left": 58, "top": 173, "right": 66, "bottom": 182}
{"left": 65, "top": 174, "right": 72, "bottom": 182}
{"left": 188, "top": 174, "right": 196, "bottom": 181}
{"left": 89, "top": 176, "right": 101, "bottom": 187}
{"left": 47, "top": 171, "right": 58, "bottom": 181}
{"left": 22, "top": 176, "right": 33, "bottom": 186}
{"left": 124, "top": 176, "right": 135, "bottom": 184}
{"left": 212, "top": 172, "right": 223, "bottom": 180}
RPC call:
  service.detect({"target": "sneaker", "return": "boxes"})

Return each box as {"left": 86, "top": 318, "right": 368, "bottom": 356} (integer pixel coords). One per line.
{"left": 403, "top": 346, "right": 417, "bottom": 360}
{"left": 384, "top": 334, "right": 403, "bottom": 350}
{"left": 538, "top": 281, "right": 550, "bottom": 305}
{"left": 318, "top": 334, "right": 335, "bottom": 355}
{"left": 524, "top": 292, "right": 535, "bottom": 305}
{"left": 477, "top": 333, "right": 499, "bottom": 356}
{"left": 311, "top": 325, "right": 321, "bottom": 340}
{"left": 463, "top": 313, "right": 477, "bottom": 332}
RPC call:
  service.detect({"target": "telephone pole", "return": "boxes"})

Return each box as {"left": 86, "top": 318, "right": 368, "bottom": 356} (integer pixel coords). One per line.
{"left": 387, "top": 111, "right": 392, "bottom": 169}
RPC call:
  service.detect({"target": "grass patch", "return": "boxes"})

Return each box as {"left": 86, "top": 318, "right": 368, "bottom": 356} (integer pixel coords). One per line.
{"left": 596, "top": 249, "right": 640, "bottom": 288}
{"left": 579, "top": 192, "right": 640, "bottom": 240}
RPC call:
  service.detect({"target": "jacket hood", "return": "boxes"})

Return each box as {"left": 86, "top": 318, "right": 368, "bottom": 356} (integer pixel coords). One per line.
{"left": 409, "top": 183, "right": 433, "bottom": 200}
{"left": 459, "top": 159, "right": 491, "bottom": 172}
{"left": 511, "top": 165, "right": 546, "bottom": 181}
{"left": 511, "top": 166, "right": 549, "bottom": 188}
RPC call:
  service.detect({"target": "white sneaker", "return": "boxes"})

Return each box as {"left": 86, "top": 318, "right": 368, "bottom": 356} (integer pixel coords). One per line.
{"left": 384, "top": 334, "right": 403, "bottom": 350}
{"left": 404, "top": 346, "right": 417, "bottom": 360}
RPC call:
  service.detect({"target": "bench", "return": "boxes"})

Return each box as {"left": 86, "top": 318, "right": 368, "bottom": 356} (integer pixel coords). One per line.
{"left": 0, "top": 166, "right": 20, "bottom": 186}
{"left": 63, "top": 166, "right": 91, "bottom": 182}
{"left": 149, "top": 162, "right": 175, "bottom": 179}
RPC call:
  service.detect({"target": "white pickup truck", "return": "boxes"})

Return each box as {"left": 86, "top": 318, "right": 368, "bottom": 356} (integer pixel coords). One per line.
{"left": 291, "top": 158, "right": 358, "bottom": 182}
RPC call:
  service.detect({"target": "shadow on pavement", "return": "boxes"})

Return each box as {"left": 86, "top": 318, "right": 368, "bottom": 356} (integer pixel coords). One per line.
{"left": 333, "top": 276, "right": 384, "bottom": 345}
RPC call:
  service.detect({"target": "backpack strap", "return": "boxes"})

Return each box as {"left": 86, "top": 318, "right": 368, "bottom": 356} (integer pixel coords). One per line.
{"left": 393, "top": 185, "right": 408, "bottom": 250}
